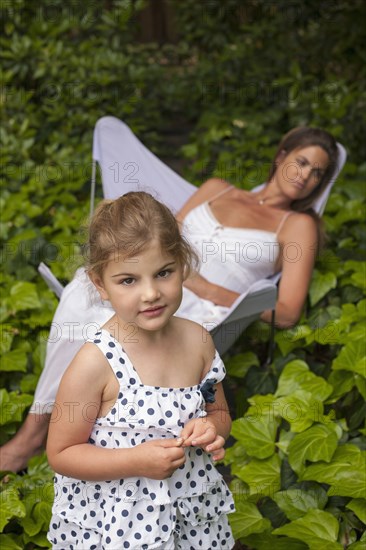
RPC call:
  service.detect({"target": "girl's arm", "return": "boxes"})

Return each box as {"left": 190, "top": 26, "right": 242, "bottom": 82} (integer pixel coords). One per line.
{"left": 46, "top": 344, "right": 185, "bottom": 481}
{"left": 261, "top": 213, "right": 318, "bottom": 328}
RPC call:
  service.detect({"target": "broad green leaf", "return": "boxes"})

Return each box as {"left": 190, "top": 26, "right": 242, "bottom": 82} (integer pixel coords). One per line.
{"left": 246, "top": 394, "right": 277, "bottom": 418}
{"left": 275, "top": 390, "right": 325, "bottom": 432}
{"left": 0, "top": 534, "right": 23, "bottom": 550}
{"left": 242, "top": 532, "right": 307, "bottom": 550}
{"left": 275, "top": 360, "right": 333, "bottom": 402}
{"left": 346, "top": 499, "right": 366, "bottom": 523}
{"left": 328, "top": 481, "right": 366, "bottom": 499}
{"left": 231, "top": 415, "right": 278, "bottom": 458}
{"left": 8, "top": 282, "right": 41, "bottom": 312}
{"left": 344, "top": 260, "right": 366, "bottom": 290}
{"left": 19, "top": 499, "right": 52, "bottom": 537}
{"left": 223, "top": 441, "right": 248, "bottom": 466}
{"left": 276, "top": 325, "right": 313, "bottom": 356}
{"left": 226, "top": 352, "right": 259, "bottom": 378}
{"left": 309, "top": 270, "right": 337, "bottom": 306}
{"left": 332, "top": 340, "right": 366, "bottom": 377}
{"left": 288, "top": 423, "right": 339, "bottom": 474}
{"left": 274, "top": 486, "right": 328, "bottom": 520}
{"left": 229, "top": 499, "right": 271, "bottom": 539}
{"left": 0, "top": 390, "right": 33, "bottom": 426}
{"left": 301, "top": 444, "right": 366, "bottom": 499}
{"left": 0, "top": 325, "right": 14, "bottom": 354}
{"left": 273, "top": 509, "right": 342, "bottom": 549}
{"left": 276, "top": 429, "right": 295, "bottom": 454}
{"left": 0, "top": 486, "right": 26, "bottom": 531}
{"left": 235, "top": 454, "right": 281, "bottom": 496}
{"left": 0, "top": 349, "right": 27, "bottom": 372}
{"left": 355, "top": 375, "right": 366, "bottom": 400}
{"left": 326, "top": 370, "right": 356, "bottom": 403}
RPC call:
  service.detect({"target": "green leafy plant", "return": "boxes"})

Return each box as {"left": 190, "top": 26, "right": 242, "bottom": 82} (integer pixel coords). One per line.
{"left": 1, "top": 0, "right": 365, "bottom": 547}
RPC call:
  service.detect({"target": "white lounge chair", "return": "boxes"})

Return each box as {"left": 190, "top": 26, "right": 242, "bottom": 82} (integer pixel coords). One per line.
{"left": 39, "top": 116, "right": 347, "bottom": 356}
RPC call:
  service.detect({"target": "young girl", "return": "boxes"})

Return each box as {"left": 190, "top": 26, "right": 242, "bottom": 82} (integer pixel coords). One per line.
{"left": 47, "top": 192, "right": 235, "bottom": 550}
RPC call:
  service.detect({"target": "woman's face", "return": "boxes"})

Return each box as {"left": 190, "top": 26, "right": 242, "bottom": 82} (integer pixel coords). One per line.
{"left": 275, "top": 145, "right": 330, "bottom": 202}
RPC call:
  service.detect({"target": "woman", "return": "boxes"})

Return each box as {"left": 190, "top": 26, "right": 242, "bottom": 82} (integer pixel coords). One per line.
{"left": 0, "top": 127, "right": 339, "bottom": 472}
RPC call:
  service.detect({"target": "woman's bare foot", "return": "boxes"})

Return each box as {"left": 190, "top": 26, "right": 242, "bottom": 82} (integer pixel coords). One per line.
{"left": 0, "top": 413, "right": 51, "bottom": 473}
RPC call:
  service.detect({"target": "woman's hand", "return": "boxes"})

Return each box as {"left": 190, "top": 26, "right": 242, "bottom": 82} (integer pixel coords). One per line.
{"left": 179, "top": 417, "right": 226, "bottom": 461}
{"left": 132, "top": 438, "right": 186, "bottom": 479}
{"left": 183, "top": 274, "right": 239, "bottom": 307}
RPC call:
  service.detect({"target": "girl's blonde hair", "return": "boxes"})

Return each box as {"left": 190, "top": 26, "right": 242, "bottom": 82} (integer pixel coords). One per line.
{"left": 84, "top": 191, "right": 198, "bottom": 279}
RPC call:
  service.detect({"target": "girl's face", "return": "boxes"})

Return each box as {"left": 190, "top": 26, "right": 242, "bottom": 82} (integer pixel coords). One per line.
{"left": 92, "top": 240, "right": 183, "bottom": 336}
{"left": 274, "top": 145, "right": 330, "bottom": 202}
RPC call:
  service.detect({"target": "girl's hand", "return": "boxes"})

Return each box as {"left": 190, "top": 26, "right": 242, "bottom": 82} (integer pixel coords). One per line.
{"left": 133, "top": 438, "right": 186, "bottom": 479}
{"left": 179, "top": 418, "right": 226, "bottom": 461}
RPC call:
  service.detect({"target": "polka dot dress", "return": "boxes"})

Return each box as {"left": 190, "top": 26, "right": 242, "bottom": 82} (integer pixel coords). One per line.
{"left": 48, "top": 329, "right": 235, "bottom": 549}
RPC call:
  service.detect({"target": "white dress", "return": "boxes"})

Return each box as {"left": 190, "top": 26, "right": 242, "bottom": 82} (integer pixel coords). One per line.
{"left": 33, "top": 197, "right": 286, "bottom": 411}
{"left": 48, "top": 329, "right": 235, "bottom": 550}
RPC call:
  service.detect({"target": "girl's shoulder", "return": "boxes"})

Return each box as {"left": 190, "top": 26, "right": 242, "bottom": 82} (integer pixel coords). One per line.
{"left": 172, "top": 316, "right": 215, "bottom": 355}
{"left": 65, "top": 340, "right": 110, "bottom": 382}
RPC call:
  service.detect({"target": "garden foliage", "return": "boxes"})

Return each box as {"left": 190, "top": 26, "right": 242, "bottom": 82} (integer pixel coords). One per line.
{"left": 0, "top": 1, "right": 365, "bottom": 548}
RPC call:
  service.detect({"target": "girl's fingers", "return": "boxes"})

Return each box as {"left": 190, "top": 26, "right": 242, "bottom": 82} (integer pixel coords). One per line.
{"left": 190, "top": 426, "right": 216, "bottom": 446}
{"left": 212, "top": 448, "right": 225, "bottom": 461}
{"left": 205, "top": 436, "right": 225, "bottom": 452}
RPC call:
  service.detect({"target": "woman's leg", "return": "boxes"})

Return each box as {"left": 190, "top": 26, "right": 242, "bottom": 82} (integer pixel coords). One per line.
{"left": 0, "top": 269, "right": 113, "bottom": 472}
{"left": 0, "top": 412, "right": 51, "bottom": 473}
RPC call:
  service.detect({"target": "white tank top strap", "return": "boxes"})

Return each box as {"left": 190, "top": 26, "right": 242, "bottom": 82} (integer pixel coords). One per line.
{"left": 207, "top": 185, "right": 234, "bottom": 204}
{"left": 276, "top": 210, "right": 295, "bottom": 235}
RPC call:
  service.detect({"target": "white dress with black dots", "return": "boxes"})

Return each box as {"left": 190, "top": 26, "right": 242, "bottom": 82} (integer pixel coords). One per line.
{"left": 48, "top": 329, "right": 235, "bottom": 550}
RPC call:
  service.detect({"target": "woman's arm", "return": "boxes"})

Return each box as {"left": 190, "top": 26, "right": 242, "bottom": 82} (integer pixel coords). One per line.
{"left": 46, "top": 344, "right": 185, "bottom": 481}
{"left": 261, "top": 213, "right": 318, "bottom": 328}
{"left": 183, "top": 273, "right": 239, "bottom": 306}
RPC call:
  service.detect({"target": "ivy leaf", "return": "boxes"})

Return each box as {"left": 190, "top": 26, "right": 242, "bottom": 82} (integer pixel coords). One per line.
{"left": 0, "top": 389, "right": 33, "bottom": 426}
{"left": 226, "top": 352, "right": 259, "bottom": 378}
{"left": 344, "top": 260, "right": 366, "bottom": 290}
{"left": 275, "top": 325, "right": 313, "bottom": 356}
{"left": 235, "top": 454, "right": 281, "bottom": 496}
{"left": 301, "top": 444, "right": 366, "bottom": 499}
{"left": 8, "top": 282, "right": 41, "bottom": 312}
{"left": 0, "top": 349, "right": 27, "bottom": 372}
{"left": 355, "top": 375, "right": 366, "bottom": 400}
{"left": 19, "top": 500, "right": 51, "bottom": 537}
{"left": 309, "top": 270, "right": 337, "bottom": 306}
{"left": 273, "top": 509, "right": 343, "bottom": 549}
{"left": 231, "top": 415, "right": 278, "bottom": 458}
{"left": 326, "top": 370, "right": 356, "bottom": 403}
{"left": 0, "top": 534, "right": 24, "bottom": 550}
{"left": 0, "top": 325, "right": 14, "bottom": 354}
{"left": 275, "top": 360, "right": 333, "bottom": 402}
{"left": 273, "top": 486, "right": 328, "bottom": 520}
{"left": 275, "top": 390, "right": 325, "bottom": 433}
{"left": 288, "top": 423, "right": 339, "bottom": 474}
{"left": 229, "top": 500, "right": 271, "bottom": 539}
{"left": 242, "top": 532, "right": 308, "bottom": 550}
{"left": 346, "top": 499, "right": 366, "bottom": 524}
{"left": 0, "top": 486, "right": 26, "bottom": 531}
{"left": 332, "top": 340, "right": 366, "bottom": 377}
